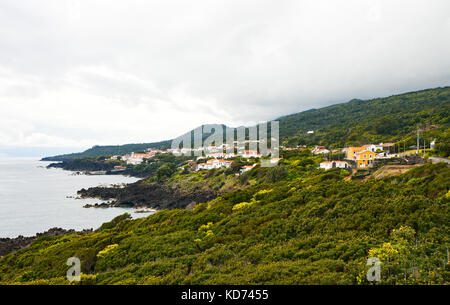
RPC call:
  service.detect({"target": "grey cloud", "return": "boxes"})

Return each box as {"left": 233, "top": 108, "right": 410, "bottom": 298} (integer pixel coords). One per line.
{"left": 0, "top": 0, "right": 449, "bottom": 149}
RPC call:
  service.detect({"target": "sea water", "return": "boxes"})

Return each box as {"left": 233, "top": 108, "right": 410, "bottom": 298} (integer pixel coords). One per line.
{"left": 0, "top": 158, "right": 150, "bottom": 238}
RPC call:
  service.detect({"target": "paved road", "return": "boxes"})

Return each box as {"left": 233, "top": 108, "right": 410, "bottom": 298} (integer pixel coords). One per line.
{"left": 429, "top": 156, "right": 450, "bottom": 164}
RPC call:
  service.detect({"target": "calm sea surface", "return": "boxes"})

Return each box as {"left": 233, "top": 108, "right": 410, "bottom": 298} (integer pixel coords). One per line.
{"left": 0, "top": 158, "right": 148, "bottom": 238}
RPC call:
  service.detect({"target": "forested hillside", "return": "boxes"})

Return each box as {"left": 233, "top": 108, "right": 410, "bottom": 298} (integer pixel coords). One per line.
{"left": 42, "top": 87, "right": 449, "bottom": 161}
{"left": 1, "top": 156, "right": 448, "bottom": 284}
{"left": 41, "top": 140, "right": 172, "bottom": 161}
{"left": 17, "top": 87, "right": 447, "bottom": 285}
{"left": 279, "top": 87, "right": 449, "bottom": 147}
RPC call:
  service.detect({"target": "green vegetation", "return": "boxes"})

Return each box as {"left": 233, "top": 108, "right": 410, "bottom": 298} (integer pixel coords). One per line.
{"left": 7, "top": 87, "right": 448, "bottom": 285}
{"left": 41, "top": 141, "right": 172, "bottom": 161}
{"left": 43, "top": 87, "right": 449, "bottom": 161}
{"left": 1, "top": 156, "right": 448, "bottom": 284}
{"left": 47, "top": 156, "right": 122, "bottom": 171}
{"left": 128, "top": 153, "right": 190, "bottom": 179}
{"left": 279, "top": 87, "right": 449, "bottom": 149}
{"left": 49, "top": 153, "right": 192, "bottom": 178}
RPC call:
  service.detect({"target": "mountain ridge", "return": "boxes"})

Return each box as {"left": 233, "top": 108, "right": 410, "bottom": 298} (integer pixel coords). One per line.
{"left": 42, "top": 86, "right": 450, "bottom": 161}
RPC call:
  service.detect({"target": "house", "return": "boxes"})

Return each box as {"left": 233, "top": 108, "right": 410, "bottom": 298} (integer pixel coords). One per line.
{"left": 112, "top": 165, "right": 127, "bottom": 171}
{"left": 181, "top": 148, "right": 193, "bottom": 155}
{"left": 196, "top": 159, "right": 232, "bottom": 171}
{"left": 379, "top": 143, "right": 394, "bottom": 154}
{"left": 205, "top": 152, "right": 225, "bottom": 159}
{"left": 319, "top": 161, "right": 349, "bottom": 170}
{"left": 312, "top": 146, "right": 330, "bottom": 155}
{"left": 224, "top": 152, "right": 237, "bottom": 159}
{"left": 307, "top": 130, "right": 314, "bottom": 134}
{"left": 196, "top": 162, "right": 209, "bottom": 170}
{"left": 121, "top": 154, "right": 131, "bottom": 161}
{"left": 363, "top": 144, "right": 384, "bottom": 153}
{"left": 312, "top": 145, "right": 325, "bottom": 153}
{"left": 127, "top": 159, "right": 142, "bottom": 165}
{"left": 334, "top": 161, "right": 350, "bottom": 168}
{"left": 362, "top": 143, "right": 395, "bottom": 156}
{"left": 313, "top": 148, "right": 330, "bottom": 155}
{"left": 146, "top": 148, "right": 164, "bottom": 154}
{"left": 347, "top": 144, "right": 394, "bottom": 160}
{"left": 168, "top": 147, "right": 192, "bottom": 155}
{"left": 211, "top": 159, "right": 232, "bottom": 169}
{"left": 205, "top": 152, "right": 237, "bottom": 159}
{"left": 204, "top": 146, "right": 220, "bottom": 154}
{"left": 186, "top": 160, "right": 197, "bottom": 171}
{"left": 241, "top": 150, "right": 262, "bottom": 158}
{"left": 270, "top": 158, "right": 281, "bottom": 164}
{"left": 125, "top": 152, "right": 153, "bottom": 165}
{"left": 355, "top": 150, "right": 378, "bottom": 168}
{"left": 346, "top": 147, "right": 365, "bottom": 160}
{"left": 240, "top": 164, "right": 257, "bottom": 174}
{"left": 361, "top": 144, "right": 387, "bottom": 157}
{"left": 319, "top": 161, "right": 334, "bottom": 170}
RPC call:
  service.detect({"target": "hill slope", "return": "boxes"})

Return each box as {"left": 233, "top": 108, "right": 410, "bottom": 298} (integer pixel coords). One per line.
{"left": 0, "top": 162, "right": 448, "bottom": 284}
{"left": 41, "top": 140, "right": 172, "bottom": 161}
{"left": 42, "top": 86, "right": 450, "bottom": 161}
{"left": 279, "top": 87, "right": 450, "bottom": 147}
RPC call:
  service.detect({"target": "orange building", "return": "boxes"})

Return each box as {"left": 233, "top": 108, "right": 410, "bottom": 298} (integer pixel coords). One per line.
{"left": 346, "top": 147, "right": 365, "bottom": 160}
{"left": 355, "top": 150, "right": 377, "bottom": 168}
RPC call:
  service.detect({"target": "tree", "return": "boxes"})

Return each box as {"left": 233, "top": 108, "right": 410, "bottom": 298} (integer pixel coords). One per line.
{"left": 156, "top": 163, "right": 177, "bottom": 181}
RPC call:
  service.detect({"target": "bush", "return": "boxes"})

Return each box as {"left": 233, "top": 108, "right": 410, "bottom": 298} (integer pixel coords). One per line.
{"left": 265, "top": 165, "right": 288, "bottom": 183}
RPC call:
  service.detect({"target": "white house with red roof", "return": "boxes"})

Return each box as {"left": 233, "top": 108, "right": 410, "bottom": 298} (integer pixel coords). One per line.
{"left": 196, "top": 159, "right": 233, "bottom": 171}
{"left": 240, "top": 163, "right": 257, "bottom": 174}
{"left": 314, "top": 148, "right": 330, "bottom": 155}
{"left": 241, "top": 150, "right": 262, "bottom": 158}
{"left": 125, "top": 152, "right": 153, "bottom": 165}
{"left": 320, "top": 160, "right": 350, "bottom": 170}
{"left": 312, "top": 146, "right": 330, "bottom": 155}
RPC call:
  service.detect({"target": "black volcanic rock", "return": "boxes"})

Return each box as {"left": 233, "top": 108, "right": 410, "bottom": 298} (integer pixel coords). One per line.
{"left": 47, "top": 159, "right": 119, "bottom": 172}
{"left": 77, "top": 181, "right": 217, "bottom": 210}
{"left": 0, "top": 228, "right": 93, "bottom": 257}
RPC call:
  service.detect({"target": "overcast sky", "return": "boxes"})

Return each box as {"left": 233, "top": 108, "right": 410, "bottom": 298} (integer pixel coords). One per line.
{"left": 0, "top": 0, "right": 449, "bottom": 156}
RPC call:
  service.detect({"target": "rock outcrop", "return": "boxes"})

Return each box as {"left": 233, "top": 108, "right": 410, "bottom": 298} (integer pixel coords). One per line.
{"left": 78, "top": 181, "right": 217, "bottom": 210}
{"left": 0, "top": 228, "right": 93, "bottom": 257}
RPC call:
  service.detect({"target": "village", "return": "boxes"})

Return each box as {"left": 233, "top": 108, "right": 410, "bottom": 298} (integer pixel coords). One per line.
{"left": 108, "top": 145, "right": 267, "bottom": 175}
{"left": 105, "top": 136, "right": 439, "bottom": 177}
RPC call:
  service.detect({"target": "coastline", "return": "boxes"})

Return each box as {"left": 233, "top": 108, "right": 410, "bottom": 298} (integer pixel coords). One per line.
{"left": 0, "top": 227, "right": 93, "bottom": 258}
{"left": 0, "top": 158, "right": 142, "bottom": 238}
{"left": 46, "top": 159, "right": 150, "bottom": 178}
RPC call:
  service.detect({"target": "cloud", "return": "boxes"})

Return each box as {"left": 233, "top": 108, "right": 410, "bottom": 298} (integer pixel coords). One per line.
{"left": 0, "top": 0, "right": 449, "bottom": 152}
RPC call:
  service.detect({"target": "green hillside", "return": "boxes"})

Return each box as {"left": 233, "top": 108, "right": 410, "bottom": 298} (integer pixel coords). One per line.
{"left": 41, "top": 126, "right": 226, "bottom": 161}
{"left": 0, "top": 159, "right": 448, "bottom": 285}
{"left": 41, "top": 140, "right": 172, "bottom": 161}
{"left": 17, "top": 86, "right": 448, "bottom": 285}
{"left": 42, "top": 87, "right": 450, "bottom": 161}
{"left": 279, "top": 87, "right": 450, "bottom": 148}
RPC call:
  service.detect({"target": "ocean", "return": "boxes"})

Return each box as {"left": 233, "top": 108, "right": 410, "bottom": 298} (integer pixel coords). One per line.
{"left": 0, "top": 158, "right": 149, "bottom": 238}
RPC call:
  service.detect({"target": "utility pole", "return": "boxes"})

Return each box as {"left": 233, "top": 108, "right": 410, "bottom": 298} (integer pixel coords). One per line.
{"left": 423, "top": 139, "right": 426, "bottom": 158}
{"left": 416, "top": 127, "right": 420, "bottom": 155}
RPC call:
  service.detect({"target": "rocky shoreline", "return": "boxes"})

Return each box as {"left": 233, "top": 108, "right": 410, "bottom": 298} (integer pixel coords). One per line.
{"left": 47, "top": 160, "right": 153, "bottom": 178}
{"left": 77, "top": 180, "right": 218, "bottom": 210}
{"left": 0, "top": 227, "right": 93, "bottom": 258}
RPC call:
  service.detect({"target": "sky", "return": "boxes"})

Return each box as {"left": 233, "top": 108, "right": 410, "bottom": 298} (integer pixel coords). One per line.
{"left": 0, "top": 0, "right": 449, "bottom": 157}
